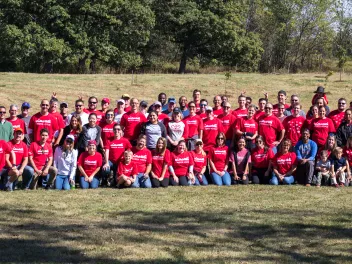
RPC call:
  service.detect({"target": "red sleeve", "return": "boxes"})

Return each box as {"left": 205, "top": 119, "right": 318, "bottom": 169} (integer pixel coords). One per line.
{"left": 77, "top": 153, "right": 84, "bottom": 166}
{"left": 57, "top": 115, "right": 65, "bottom": 129}
{"left": 277, "top": 118, "right": 284, "bottom": 130}
{"left": 146, "top": 150, "right": 152, "bottom": 165}
{"left": 126, "top": 139, "right": 132, "bottom": 149}
{"left": 324, "top": 94, "right": 328, "bottom": 104}
{"left": 292, "top": 152, "right": 297, "bottom": 165}
{"left": 132, "top": 163, "right": 138, "bottom": 175}
{"left": 28, "top": 143, "right": 34, "bottom": 156}
{"left": 308, "top": 120, "right": 314, "bottom": 131}
{"left": 20, "top": 119, "right": 27, "bottom": 134}
{"left": 4, "top": 142, "right": 11, "bottom": 154}
{"left": 48, "top": 145, "right": 53, "bottom": 157}
{"left": 198, "top": 117, "right": 204, "bottom": 130}
{"left": 272, "top": 154, "right": 278, "bottom": 167}
{"left": 28, "top": 116, "right": 34, "bottom": 129}
{"left": 189, "top": 152, "right": 194, "bottom": 166}
{"left": 182, "top": 121, "right": 189, "bottom": 139}
{"left": 208, "top": 148, "right": 214, "bottom": 159}
{"left": 218, "top": 119, "right": 224, "bottom": 133}
{"left": 52, "top": 116, "right": 59, "bottom": 131}
{"left": 141, "top": 114, "right": 147, "bottom": 122}
{"left": 120, "top": 114, "right": 127, "bottom": 127}
{"left": 329, "top": 119, "right": 336, "bottom": 133}
{"left": 23, "top": 144, "right": 28, "bottom": 157}
{"left": 282, "top": 118, "right": 288, "bottom": 130}
{"left": 97, "top": 153, "right": 103, "bottom": 167}
{"left": 105, "top": 140, "right": 110, "bottom": 150}
{"left": 164, "top": 150, "right": 171, "bottom": 165}
{"left": 268, "top": 148, "right": 274, "bottom": 159}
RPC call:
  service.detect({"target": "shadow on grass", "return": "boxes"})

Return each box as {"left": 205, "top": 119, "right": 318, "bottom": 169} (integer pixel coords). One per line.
{"left": 0, "top": 207, "right": 351, "bottom": 263}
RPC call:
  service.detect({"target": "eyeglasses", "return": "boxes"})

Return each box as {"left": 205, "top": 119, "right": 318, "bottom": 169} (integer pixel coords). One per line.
{"left": 106, "top": 114, "right": 114, "bottom": 117}
{"left": 75, "top": 105, "right": 83, "bottom": 108}
{"left": 265, "top": 107, "right": 272, "bottom": 110}
{"left": 89, "top": 101, "right": 97, "bottom": 104}
{"left": 195, "top": 143, "right": 203, "bottom": 146}
{"left": 0, "top": 112, "right": 5, "bottom": 114}
{"left": 200, "top": 104, "right": 207, "bottom": 107}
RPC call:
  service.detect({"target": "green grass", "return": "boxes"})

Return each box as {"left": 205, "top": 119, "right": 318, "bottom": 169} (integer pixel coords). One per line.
{"left": 1, "top": 186, "right": 351, "bottom": 263}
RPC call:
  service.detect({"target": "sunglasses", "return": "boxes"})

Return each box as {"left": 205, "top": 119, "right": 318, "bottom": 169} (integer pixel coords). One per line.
{"left": 200, "top": 104, "right": 207, "bottom": 107}
{"left": 0, "top": 112, "right": 5, "bottom": 114}
{"left": 89, "top": 101, "right": 97, "bottom": 104}
{"left": 339, "top": 103, "right": 346, "bottom": 105}
{"left": 106, "top": 114, "right": 114, "bottom": 117}
{"left": 75, "top": 105, "right": 83, "bottom": 107}
{"left": 195, "top": 143, "right": 203, "bottom": 146}
{"left": 217, "top": 137, "right": 225, "bottom": 140}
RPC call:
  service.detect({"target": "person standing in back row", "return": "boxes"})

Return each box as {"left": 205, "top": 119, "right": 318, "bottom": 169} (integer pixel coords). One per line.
{"left": 17, "top": 102, "right": 32, "bottom": 146}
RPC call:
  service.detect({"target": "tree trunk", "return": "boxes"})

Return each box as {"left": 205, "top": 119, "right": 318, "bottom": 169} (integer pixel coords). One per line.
{"left": 77, "top": 56, "right": 87, "bottom": 73}
{"left": 178, "top": 50, "right": 187, "bottom": 74}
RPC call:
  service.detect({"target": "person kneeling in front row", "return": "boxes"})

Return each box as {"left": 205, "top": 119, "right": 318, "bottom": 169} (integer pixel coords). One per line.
{"left": 116, "top": 150, "right": 138, "bottom": 188}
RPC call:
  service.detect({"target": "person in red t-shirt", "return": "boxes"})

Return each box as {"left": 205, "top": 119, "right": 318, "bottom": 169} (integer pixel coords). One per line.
{"left": 303, "top": 105, "right": 319, "bottom": 130}
{"left": 100, "top": 97, "right": 110, "bottom": 115}
{"left": 328, "top": 98, "right": 347, "bottom": 130}
{"left": 196, "top": 99, "right": 208, "bottom": 121}
{"left": 282, "top": 103, "right": 305, "bottom": 146}
{"left": 77, "top": 140, "right": 102, "bottom": 189}
{"left": 28, "top": 128, "right": 57, "bottom": 189}
{"left": 184, "top": 101, "right": 203, "bottom": 150}
{"left": 218, "top": 102, "right": 236, "bottom": 146}
{"left": 7, "top": 104, "right": 26, "bottom": 134}
{"left": 83, "top": 96, "right": 104, "bottom": 125}
{"left": 120, "top": 98, "right": 148, "bottom": 145}
{"left": 208, "top": 132, "right": 231, "bottom": 186}
{"left": 203, "top": 107, "right": 224, "bottom": 152}
{"left": 254, "top": 98, "right": 267, "bottom": 122}
{"left": 191, "top": 139, "right": 208, "bottom": 185}
{"left": 100, "top": 110, "right": 117, "bottom": 146}
{"left": 28, "top": 99, "right": 60, "bottom": 145}
{"left": 121, "top": 94, "right": 132, "bottom": 113}
{"left": 103, "top": 124, "right": 132, "bottom": 186}
{"left": 309, "top": 106, "right": 336, "bottom": 148}
{"left": 232, "top": 95, "right": 248, "bottom": 119}
{"left": 192, "top": 89, "right": 201, "bottom": 112}
{"left": 212, "top": 95, "right": 223, "bottom": 117}
{"left": 49, "top": 98, "right": 65, "bottom": 145}
{"left": 169, "top": 140, "right": 195, "bottom": 186}
{"left": 251, "top": 135, "right": 274, "bottom": 184}
{"left": 5, "top": 128, "right": 32, "bottom": 191}
{"left": 59, "top": 115, "right": 82, "bottom": 147}
{"left": 272, "top": 90, "right": 290, "bottom": 116}
{"left": 0, "top": 136, "right": 16, "bottom": 191}
{"left": 270, "top": 139, "right": 297, "bottom": 185}
{"left": 116, "top": 150, "right": 138, "bottom": 188}
{"left": 258, "top": 103, "right": 285, "bottom": 153}
{"left": 151, "top": 137, "right": 171, "bottom": 188}
{"left": 234, "top": 105, "right": 258, "bottom": 150}
{"left": 131, "top": 135, "right": 152, "bottom": 188}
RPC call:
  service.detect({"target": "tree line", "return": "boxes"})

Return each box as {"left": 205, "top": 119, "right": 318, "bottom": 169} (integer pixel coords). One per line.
{"left": 0, "top": 0, "right": 351, "bottom": 74}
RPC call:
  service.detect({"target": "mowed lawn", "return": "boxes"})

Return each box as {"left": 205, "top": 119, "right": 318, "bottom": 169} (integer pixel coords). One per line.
{"left": 0, "top": 72, "right": 352, "bottom": 263}
{"left": 0, "top": 186, "right": 351, "bottom": 263}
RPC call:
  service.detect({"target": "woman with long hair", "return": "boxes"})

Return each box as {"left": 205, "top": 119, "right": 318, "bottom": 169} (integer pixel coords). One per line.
{"left": 320, "top": 134, "right": 337, "bottom": 159}
{"left": 169, "top": 140, "right": 195, "bottom": 186}
{"left": 100, "top": 109, "right": 117, "bottom": 146}
{"left": 191, "top": 139, "right": 208, "bottom": 185}
{"left": 208, "top": 132, "right": 231, "bottom": 186}
{"left": 59, "top": 115, "right": 82, "bottom": 148}
{"left": 309, "top": 106, "right": 335, "bottom": 148}
{"left": 234, "top": 104, "right": 258, "bottom": 150}
{"left": 54, "top": 135, "right": 78, "bottom": 190}
{"left": 142, "top": 111, "right": 167, "bottom": 150}
{"left": 77, "top": 113, "right": 102, "bottom": 154}
{"left": 150, "top": 137, "right": 170, "bottom": 188}
{"left": 231, "top": 137, "right": 251, "bottom": 185}
{"left": 166, "top": 109, "right": 188, "bottom": 151}
{"left": 131, "top": 134, "right": 152, "bottom": 188}
{"left": 270, "top": 139, "right": 297, "bottom": 185}
{"left": 251, "top": 135, "right": 274, "bottom": 184}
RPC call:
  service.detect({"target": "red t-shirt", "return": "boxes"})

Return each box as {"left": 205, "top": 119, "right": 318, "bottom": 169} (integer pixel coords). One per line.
{"left": 132, "top": 147, "right": 152, "bottom": 173}
{"left": 282, "top": 115, "right": 305, "bottom": 146}
{"left": 235, "top": 117, "right": 258, "bottom": 136}
{"left": 272, "top": 152, "right": 297, "bottom": 175}
{"left": 195, "top": 102, "right": 201, "bottom": 113}
{"left": 232, "top": 108, "right": 247, "bottom": 119}
{"left": 343, "top": 147, "right": 352, "bottom": 167}
{"left": 171, "top": 151, "right": 194, "bottom": 176}
{"left": 120, "top": 112, "right": 148, "bottom": 141}
{"left": 100, "top": 121, "right": 117, "bottom": 145}
{"left": 77, "top": 151, "right": 103, "bottom": 177}
{"left": 254, "top": 110, "right": 265, "bottom": 122}
{"left": 208, "top": 146, "right": 228, "bottom": 172}
{"left": 272, "top": 103, "right": 290, "bottom": 116}
{"left": 158, "top": 113, "right": 169, "bottom": 125}
{"left": 213, "top": 107, "right": 223, "bottom": 118}
{"left": 197, "top": 112, "right": 207, "bottom": 121}
{"left": 28, "top": 142, "right": 53, "bottom": 169}
{"left": 84, "top": 109, "right": 103, "bottom": 125}
{"left": 309, "top": 117, "right": 336, "bottom": 146}
{"left": 251, "top": 147, "right": 274, "bottom": 168}
{"left": 191, "top": 151, "right": 207, "bottom": 173}
{"left": 117, "top": 160, "right": 138, "bottom": 178}
{"left": 218, "top": 113, "right": 236, "bottom": 140}
{"left": 312, "top": 94, "right": 328, "bottom": 105}
{"left": 29, "top": 113, "right": 59, "bottom": 143}
{"left": 124, "top": 106, "right": 132, "bottom": 112}
{"left": 151, "top": 149, "right": 171, "bottom": 178}
{"left": 328, "top": 110, "right": 345, "bottom": 130}
{"left": 258, "top": 115, "right": 284, "bottom": 147}
{"left": 0, "top": 140, "right": 11, "bottom": 169}
{"left": 8, "top": 140, "right": 28, "bottom": 165}
{"left": 6, "top": 118, "right": 27, "bottom": 133}
{"left": 303, "top": 116, "right": 314, "bottom": 130}
{"left": 183, "top": 115, "right": 203, "bottom": 138}
{"left": 202, "top": 118, "right": 224, "bottom": 151}
{"left": 49, "top": 111, "right": 65, "bottom": 129}
{"left": 105, "top": 137, "right": 132, "bottom": 163}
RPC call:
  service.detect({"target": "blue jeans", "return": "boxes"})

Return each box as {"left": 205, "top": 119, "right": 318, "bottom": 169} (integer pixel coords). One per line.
{"left": 102, "top": 160, "right": 117, "bottom": 179}
{"left": 131, "top": 173, "right": 152, "bottom": 188}
{"left": 211, "top": 171, "right": 231, "bottom": 186}
{"left": 80, "top": 176, "right": 100, "bottom": 189}
{"left": 270, "top": 174, "right": 295, "bottom": 185}
{"left": 55, "top": 174, "right": 70, "bottom": 190}
{"left": 194, "top": 174, "right": 209, "bottom": 186}
{"left": 1, "top": 165, "right": 33, "bottom": 190}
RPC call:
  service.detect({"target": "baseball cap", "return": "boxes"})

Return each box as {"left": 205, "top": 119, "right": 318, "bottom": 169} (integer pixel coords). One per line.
{"left": 60, "top": 102, "right": 68, "bottom": 108}
{"left": 278, "top": 90, "right": 286, "bottom": 96}
{"left": 173, "top": 107, "right": 181, "bottom": 113}
{"left": 153, "top": 101, "right": 162, "bottom": 107}
{"left": 205, "top": 106, "right": 213, "bottom": 112}
{"left": 88, "top": 140, "right": 97, "bottom": 145}
{"left": 66, "top": 135, "right": 75, "bottom": 142}
{"left": 168, "top": 97, "right": 176, "bottom": 104}
{"left": 21, "top": 102, "right": 30, "bottom": 109}
{"left": 117, "top": 99, "right": 125, "bottom": 104}
{"left": 14, "top": 127, "right": 23, "bottom": 133}
{"left": 121, "top": 94, "right": 130, "bottom": 99}
{"left": 102, "top": 97, "right": 110, "bottom": 104}
{"left": 195, "top": 139, "right": 203, "bottom": 145}
{"left": 140, "top": 101, "right": 148, "bottom": 107}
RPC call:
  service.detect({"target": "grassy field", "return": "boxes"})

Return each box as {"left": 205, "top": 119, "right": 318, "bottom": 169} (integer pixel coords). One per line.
{"left": 1, "top": 72, "right": 352, "bottom": 263}
{"left": 1, "top": 186, "right": 351, "bottom": 263}
{"left": 1, "top": 72, "right": 352, "bottom": 113}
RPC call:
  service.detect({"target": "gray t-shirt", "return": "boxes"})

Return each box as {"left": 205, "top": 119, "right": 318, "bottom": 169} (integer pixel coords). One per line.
{"left": 316, "top": 160, "right": 331, "bottom": 172}
{"left": 17, "top": 114, "right": 31, "bottom": 146}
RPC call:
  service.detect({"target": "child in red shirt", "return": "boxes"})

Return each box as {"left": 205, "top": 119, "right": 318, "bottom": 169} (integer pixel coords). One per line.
{"left": 117, "top": 150, "right": 138, "bottom": 188}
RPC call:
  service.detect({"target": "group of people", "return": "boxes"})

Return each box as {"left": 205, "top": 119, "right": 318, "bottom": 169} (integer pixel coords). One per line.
{"left": 0, "top": 86, "right": 351, "bottom": 191}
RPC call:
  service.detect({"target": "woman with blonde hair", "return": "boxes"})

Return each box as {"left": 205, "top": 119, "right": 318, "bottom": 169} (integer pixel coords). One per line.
{"left": 151, "top": 137, "right": 171, "bottom": 188}
{"left": 54, "top": 135, "right": 78, "bottom": 190}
